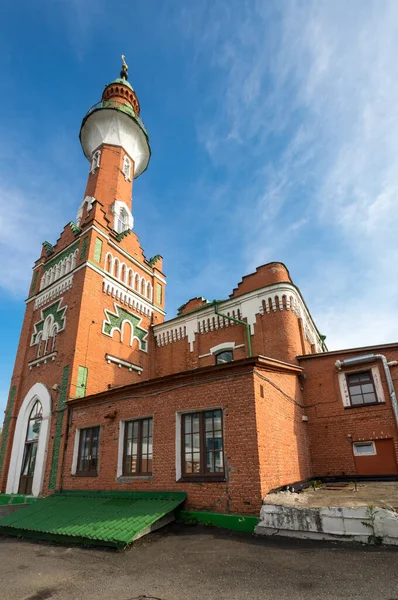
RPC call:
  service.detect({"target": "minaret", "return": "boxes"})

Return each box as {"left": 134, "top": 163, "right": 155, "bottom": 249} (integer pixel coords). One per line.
{"left": 0, "top": 59, "right": 165, "bottom": 498}
{"left": 78, "top": 56, "right": 151, "bottom": 232}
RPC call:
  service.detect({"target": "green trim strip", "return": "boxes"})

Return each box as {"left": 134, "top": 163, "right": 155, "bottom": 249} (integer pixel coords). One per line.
{"left": 0, "top": 386, "right": 16, "bottom": 479}
{"left": 80, "top": 236, "right": 89, "bottom": 260}
{"left": 0, "top": 494, "right": 39, "bottom": 506}
{"left": 48, "top": 366, "right": 70, "bottom": 491}
{"left": 177, "top": 510, "right": 259, "bottom": 533}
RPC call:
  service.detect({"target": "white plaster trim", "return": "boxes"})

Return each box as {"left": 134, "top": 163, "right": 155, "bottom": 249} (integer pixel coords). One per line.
{"left": 6, "top": 383, "right": 52, "bottom": 496}
{"left": 103, "top": 276, "right": 154, "bottom": 317}
{"left": 71, "top": 429, "right": 80, "bottom": 475}
{"left": 76, "top": 195, "right": 95, "bottom": 227}
{"left": 108, "top": 240, "right": 167, "bottom": 282}
{"left": 353, "top": 441, "right": 376, "bottom": 456}
{"left": 105, "top": 354, "right": 143, "bottom": 373}
{"left": 34, "top": 275, "right": 73, "bottom": 309}
{"left": 117, "top": 421, "right": 125, "bottom": 478}
{"left": 338, "top": 366, "right": 385, "bottom": 408}
{"left": 175, "top": 412, "right": 182, "bottom": 481}
{"left": 102, "top": 302, "right": 148, "bottom": 353}
{"left": 371, "top": 366, "right": 386, "bottom": 403}
{"left": 154, "top": 283, "right": 322, "bottom": 352}
{"left": 29, "top": 352, "right": 57, "bottom": 369}
{"left": 199, "top": 344, "right": 245, "bottom": 359}
{"left": 112, "top": 200, "right": 134, "bottom": 231}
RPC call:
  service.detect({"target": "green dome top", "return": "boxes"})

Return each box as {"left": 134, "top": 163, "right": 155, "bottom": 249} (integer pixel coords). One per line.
{"left": 108, "top": 77, "right": 134, "bottom": 91}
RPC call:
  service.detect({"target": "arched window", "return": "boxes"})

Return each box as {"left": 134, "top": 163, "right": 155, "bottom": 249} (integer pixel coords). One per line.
{"left": 141, "top": 278, "right": 146, "bottom": 296}
{"left": 122, "top": 155, "right": 131, "bottom": 180}
{"left": 36, "top": 333, "right": 43, "bottom": 358}
{"left": 121, "top": 263, "right": 127, "bottom": 283}
{"left": 128, "top": 269, "right": 134, "bottom": 288}
{"left": 146, "top": 281, "right": 152, "bottom": 300}
{"left": 215, "top": 350, "right": 234, "bottom": 365}
{"left": 105, "top": 253, "right": 113, "bottom": 273}
{"left": 113, "top": 258, "right": 120, "bottom": 278}
{"left": 135, "top": 273, "right": 140, "bottom": 291}
{"left": 19, "top": 400, "right": 43, "bottom": 495}
{"left": 115, "top": 208, "right": 129, "bottom": 234}
{"left": 51, "top": 324, "right": 59, "bottom": 352}
{"left": 91, "top": 150, "right": 101, "bottom": 173}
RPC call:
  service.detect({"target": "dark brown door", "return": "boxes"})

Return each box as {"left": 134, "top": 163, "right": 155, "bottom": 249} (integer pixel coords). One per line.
{"left": 18, "top": 441, "right": 38, "bottom": 495}
{"left": 354, "top": 439, "right": 398, "bottom": 475}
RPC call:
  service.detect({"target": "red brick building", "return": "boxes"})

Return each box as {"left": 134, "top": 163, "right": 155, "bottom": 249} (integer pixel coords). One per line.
{"left": 1, "top": 63, "right": 397, "bottom": 517}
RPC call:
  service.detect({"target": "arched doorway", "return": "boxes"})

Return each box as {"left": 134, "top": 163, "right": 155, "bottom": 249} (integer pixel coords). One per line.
{"left": 18, "top": 401, "right": 43, "bottom": 494}
{"left": 6, "top": 383, "right": 52, "bottom": 497}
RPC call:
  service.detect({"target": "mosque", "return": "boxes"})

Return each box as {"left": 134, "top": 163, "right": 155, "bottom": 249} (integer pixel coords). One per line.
{"left": 1, "top": 59, "right": 397, "bottom": 520}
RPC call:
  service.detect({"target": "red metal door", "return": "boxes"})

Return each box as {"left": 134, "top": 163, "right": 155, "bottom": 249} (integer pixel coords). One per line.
{"left": 354, "top": 439, "right": 398, "bottom": 475}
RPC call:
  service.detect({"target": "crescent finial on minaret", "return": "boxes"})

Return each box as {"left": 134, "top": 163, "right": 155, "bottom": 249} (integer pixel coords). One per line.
{"left": 121, "top": 54, "right": 128, "bottom": 80}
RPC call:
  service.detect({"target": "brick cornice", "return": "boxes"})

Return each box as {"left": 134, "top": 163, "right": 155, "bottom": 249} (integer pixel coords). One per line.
{"left": 67, "top": 354, "right": 302, "bottom": 407}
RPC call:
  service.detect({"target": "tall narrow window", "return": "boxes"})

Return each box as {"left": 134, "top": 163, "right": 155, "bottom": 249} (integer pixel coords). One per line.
{"left": 77, "top": 426, "right": 100, "bottom": 475}
{"left": 181, "top": 409, "right": 224, "bottom": 480}
{"left": 18, "top": 401, "right": 43, "bottom": 495}
{"left": 51, "top": 325, "right": 58, "bottom": 352}
{"left": 122, "top": 155, "right": 131, "bottom": 180}
{"left": 123, "top": 418, "right": 153, "bottom": 476}
{"left": 91, "top": 150, "right": 101, "bottom": 173}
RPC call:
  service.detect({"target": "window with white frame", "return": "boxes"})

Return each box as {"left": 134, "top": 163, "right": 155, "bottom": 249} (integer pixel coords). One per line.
{"left": 353, "top": 441, "right": 376, "bottom": 456}
{"left": 115, "top": 208, "right": 129, "bottom": 234}
{"left": 90, "top": 150, "right": 101, "bottom": 173}
{"left": 122, "top": 155, "right": 131, "bottom": 181}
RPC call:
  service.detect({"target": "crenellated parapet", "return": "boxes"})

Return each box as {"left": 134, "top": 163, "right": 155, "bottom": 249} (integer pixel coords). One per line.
{"left": 154, "top": 282, "right": 325, "bottom": 353}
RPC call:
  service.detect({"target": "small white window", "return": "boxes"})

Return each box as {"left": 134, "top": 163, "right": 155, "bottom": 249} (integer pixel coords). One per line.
{"left": 122, "top": 155, "right": 131, "bottom": 181}
{"left": 353, "top": 442, "right": 376, "bottom": 456}
{"left": 115, "top": 208, "right": 129, "bottom": 234}
{"left": 91, "top": 150, "right": 101, "bottom": 173}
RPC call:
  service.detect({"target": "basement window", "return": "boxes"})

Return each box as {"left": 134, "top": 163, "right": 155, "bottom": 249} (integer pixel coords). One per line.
{"left": 353, "top": 441, "right": 376, "bottom": 456}
{"left": 346, "top": 371, "right": 377, "bottom": 406}
{"left": 180, "top": 409, "right": 224, "bottom": 481}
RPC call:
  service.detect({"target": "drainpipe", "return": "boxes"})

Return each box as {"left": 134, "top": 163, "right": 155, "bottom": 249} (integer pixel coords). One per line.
{"left": 213, "top": 300, "right": 252, "bottom": 357}
{"left": 335, "top": 354, "right": 398, "bottom": 427}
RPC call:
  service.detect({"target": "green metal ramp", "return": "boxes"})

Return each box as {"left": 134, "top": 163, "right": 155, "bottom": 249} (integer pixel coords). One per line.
{"left": 0, "top": 490, "right": 186, "bottom": 548}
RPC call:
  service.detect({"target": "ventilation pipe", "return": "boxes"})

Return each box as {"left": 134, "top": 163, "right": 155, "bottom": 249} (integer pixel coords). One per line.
{"left": 335, "top": 354, "right": 398, "bottom": 427}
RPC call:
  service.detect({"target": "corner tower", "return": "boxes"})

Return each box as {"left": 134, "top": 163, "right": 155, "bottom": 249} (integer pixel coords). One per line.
{"left": 0, "top": 58, "right": 166, "bottom": 498}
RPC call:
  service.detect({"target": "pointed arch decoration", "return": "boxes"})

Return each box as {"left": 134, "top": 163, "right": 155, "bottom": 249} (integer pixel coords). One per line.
{"left": 6, "top": 383, "right": 52, "bottom": 496}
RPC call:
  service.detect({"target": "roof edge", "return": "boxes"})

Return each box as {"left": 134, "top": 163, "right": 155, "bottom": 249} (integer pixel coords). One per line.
{"left": 298, "top": 341, "right": 398, "bottom": 360}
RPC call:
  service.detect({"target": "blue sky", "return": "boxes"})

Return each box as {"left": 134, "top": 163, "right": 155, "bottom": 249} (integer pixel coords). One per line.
{"left": 1, "top": 1, "right": 398, "bottom": 414}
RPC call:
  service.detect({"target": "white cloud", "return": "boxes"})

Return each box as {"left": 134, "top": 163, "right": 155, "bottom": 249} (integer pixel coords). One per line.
{"left": 179, "top": 0, "right": 398, "bottom": 350}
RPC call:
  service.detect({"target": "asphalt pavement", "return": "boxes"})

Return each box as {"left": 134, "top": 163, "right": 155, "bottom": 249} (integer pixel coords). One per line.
{"left": 0, "top": 524, "right": 397, "bottom": 600}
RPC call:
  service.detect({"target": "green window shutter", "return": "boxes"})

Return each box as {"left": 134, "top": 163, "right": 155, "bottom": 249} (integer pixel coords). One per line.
{"left": 76, "top": 366, "right": 88, "bottom": 398}
{"left": 94, "top": 238, "right": 103, "bottom": 263}
{"left": 156, "top": 283, "right": 162, "bottom": 306}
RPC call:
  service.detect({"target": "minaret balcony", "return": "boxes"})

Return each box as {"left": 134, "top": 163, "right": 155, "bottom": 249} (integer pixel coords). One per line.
{"left": 80, "top": 99, "right": 151, "bottom": 178}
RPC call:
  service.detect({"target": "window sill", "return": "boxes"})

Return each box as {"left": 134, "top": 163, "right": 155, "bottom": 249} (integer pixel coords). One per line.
{"left": 28, "top": 352, "right": 57, "bottom": 369}
{"left": 177, "top": 476, "right": 226, "bottom": 483}
{"left": 344, "top": 402, "right": 385, "bottom": 409}
{"left": 117, "top": 475, "right": 153, "bottom": 482}
{"left": 72, "top": 472, "right": 98, "bottom": 477}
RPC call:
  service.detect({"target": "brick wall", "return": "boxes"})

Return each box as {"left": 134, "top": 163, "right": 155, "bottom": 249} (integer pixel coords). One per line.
{"left": 299, "top": 346, "right": 398, "bottom": 477}
{"left": 62, "top": 364, "right": 264, "bottom": 514}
